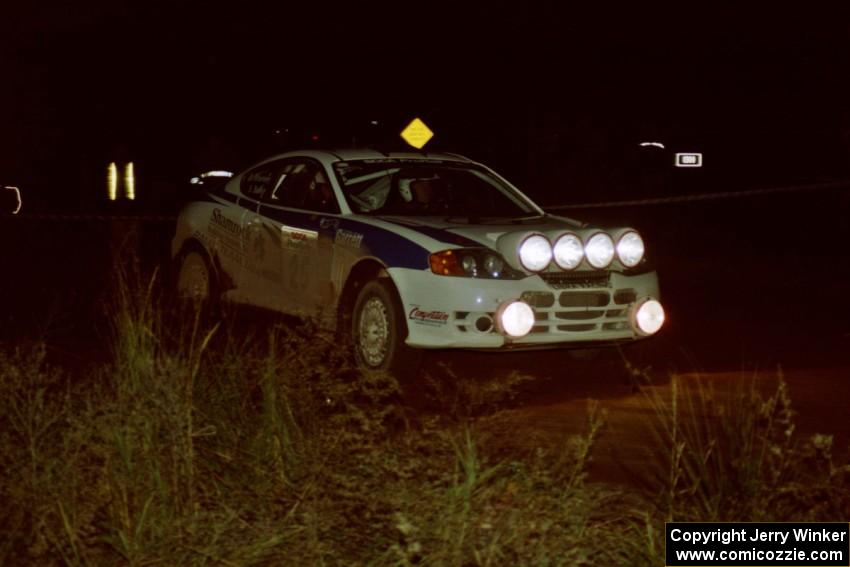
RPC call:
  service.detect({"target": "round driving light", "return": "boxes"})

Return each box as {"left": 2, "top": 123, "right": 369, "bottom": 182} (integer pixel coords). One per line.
{"left": 632, "top": 298, "right": 665, "bottom": 336}
{"left": 483, "top": 254, "right": 504, "bottom": 277}
{"left": 461, "top": 255, "right": 477, "bottom": 275}
{"left": 518, "top": 234, "right": 552, "bottom": 272}
{"left": 497, "top": 300, "right": 536, "bottom": 338}
{"left": 616, "top": 231, "right": 645, "bottom": 268}
{"left": 584, "top": 233, "right": 615, "bottom": 269}
{"left": 553, "top": 233, "right": 584, "bottom": 270}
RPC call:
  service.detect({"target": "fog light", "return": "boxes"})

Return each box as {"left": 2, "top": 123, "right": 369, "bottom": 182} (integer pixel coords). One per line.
{"left": 631, "top": 298, "right": 665, "bottom": 336}
{"left": 496, "top": 300, "right": 535, "bottom": 338}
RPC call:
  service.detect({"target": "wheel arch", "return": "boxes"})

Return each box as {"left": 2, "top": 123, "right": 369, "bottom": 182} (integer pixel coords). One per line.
{"left": 337, "top": 257, "right": 401, "bottom": 332}
{"left": 174, "top": 238, "right": 232, "bottom": 291}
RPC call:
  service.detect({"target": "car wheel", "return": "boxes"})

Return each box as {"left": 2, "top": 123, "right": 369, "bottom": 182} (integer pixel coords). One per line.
{"left": 175, "top": 250, "right": 216, "bottom": 305}
{"left": 351, "top": 279, "right": 420, "bottom": 376}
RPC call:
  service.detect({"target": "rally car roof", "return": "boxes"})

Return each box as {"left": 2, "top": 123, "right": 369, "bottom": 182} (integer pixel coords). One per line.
{"left": 261, "top": 148, "right": 474, "bottom": 163}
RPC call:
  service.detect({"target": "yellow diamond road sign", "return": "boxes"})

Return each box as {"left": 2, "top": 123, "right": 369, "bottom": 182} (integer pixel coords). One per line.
{"left": 400, "top": 117, "right": 434, "bottom": 149}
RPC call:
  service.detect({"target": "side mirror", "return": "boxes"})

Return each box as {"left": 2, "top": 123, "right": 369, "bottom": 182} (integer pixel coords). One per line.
{"left": 1, "top": 186, "right": 21, "bottom": 214}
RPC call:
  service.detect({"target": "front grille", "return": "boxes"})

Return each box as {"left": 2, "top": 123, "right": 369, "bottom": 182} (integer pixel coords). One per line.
{"left": 453, "top": 281, "right": 638, "bottom": 337}
{"left": 519, "top": 285, "right": 636, "bottom": 336}
{"left": 613, "top": 290, "right": 637, "bottom": 304}
{"left": 559, "top": 291, "right": 610, "bottom": 308}
{"left": 556, "top": 310, "right": 605, "bottom": 320}
{"left": 557, "top": 323, "right": 597, "bottom": 332}
{"left": 520, "top": 291, "right": 555, "bottom": 308}
{"left": 539, "top": 271, "right": 610, "bottom": 290}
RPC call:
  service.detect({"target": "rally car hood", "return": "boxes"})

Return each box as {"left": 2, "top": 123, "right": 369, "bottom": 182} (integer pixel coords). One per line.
{"left": 374, "top": 214, "right": 586, "bottom": 249}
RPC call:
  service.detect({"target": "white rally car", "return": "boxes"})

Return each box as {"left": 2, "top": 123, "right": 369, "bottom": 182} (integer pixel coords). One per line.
{"left": 172, "top": 149, "right": 664, "bottom": 373}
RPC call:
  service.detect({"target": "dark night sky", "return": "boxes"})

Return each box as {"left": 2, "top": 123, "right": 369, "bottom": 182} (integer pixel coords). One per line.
{"left": 3, "top": 2, "right": 850, "bottom": 208}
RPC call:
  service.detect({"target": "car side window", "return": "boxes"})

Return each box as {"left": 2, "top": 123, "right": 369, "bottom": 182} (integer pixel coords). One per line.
{"left": 264, "top": 160, "right": 339, "bottom": 214}
{"left": 240, "top": 162, "right": 280, "bottom": 201}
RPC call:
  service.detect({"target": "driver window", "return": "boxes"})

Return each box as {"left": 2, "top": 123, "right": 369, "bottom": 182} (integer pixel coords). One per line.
{"left": 240, "top": 162, "right": 279, "bottom": 201}
{"left": 265, "top": 160, "right": 339, "bottom": 214}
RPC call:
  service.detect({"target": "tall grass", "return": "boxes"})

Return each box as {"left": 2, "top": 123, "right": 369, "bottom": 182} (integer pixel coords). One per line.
{"left": 639, "top": 370, "right": 850, "bottom": 523}
{"left": 0, "top": 262, "right": 847, "bottom": 564}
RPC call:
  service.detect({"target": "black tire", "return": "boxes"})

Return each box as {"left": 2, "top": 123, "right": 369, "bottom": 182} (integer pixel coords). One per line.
{"left": 351, "top": 279, "right": 421, "bottom": 377}
{"left": 174, "top": 248, "right": 218, "bottom": 309}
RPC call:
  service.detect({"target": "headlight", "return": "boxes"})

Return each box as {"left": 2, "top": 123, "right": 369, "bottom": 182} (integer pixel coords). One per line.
{"left": 496, "top": 300, "right": 535, "bottom": 338}
{"left": 460, "top": 254, "right": 477, "bottom": 276}
{"left": 553, "top": 232, "right": 584, "bottom": 270}
{"left": 518, "top": 234, "right": 552, "bottom": 272}
{"left": 483, "top": 254, "right": 504, "bottom": 277}
{"left": 616, "top": 231, "right": 644, "bottom": 268}
{"left": 632, "top": 298, "right": 665, "bottom": 336}
{"left": 429, "top": 249, "right": 523, "bottom": 279}
{"left": 584, "top": 233, "right": 615, "bottom": 269}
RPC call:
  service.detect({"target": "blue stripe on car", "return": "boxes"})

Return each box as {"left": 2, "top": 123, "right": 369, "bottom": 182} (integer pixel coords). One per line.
{"left": 375, "top": 217, "right": 483, "bottom": 248}
{"left": 257, "top": 206, "right": 430, "bottom": 270}
{"left": 342, "top": 219, "right": 431, "bottom": 269}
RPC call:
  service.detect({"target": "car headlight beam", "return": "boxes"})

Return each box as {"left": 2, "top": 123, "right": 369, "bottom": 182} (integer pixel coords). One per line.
{"left": 496, "top": 300, "right": 535, "bottom": 338}
{"left": 616, "top": 230, "right": 644, "bottom": 268}
{"left": 584, "top": 232, "right": 615, "bottom": 269}
{"left": 631, "top": 298, "right": 665, "bottom": 336}
{"left": 518, "top": 234, "right": 552, "bottom": 272}
{"left": 553, "top": 232, "right": 584, "bottom": 270}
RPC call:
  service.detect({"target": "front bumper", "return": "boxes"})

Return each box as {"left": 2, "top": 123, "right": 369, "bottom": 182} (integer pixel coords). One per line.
{"left": 389, "top": 267, "right": 661, "bottom": 349}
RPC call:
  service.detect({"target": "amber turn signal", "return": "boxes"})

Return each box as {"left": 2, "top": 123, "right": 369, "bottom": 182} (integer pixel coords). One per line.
{"left": 429, "top": 250, "right": 465, "bottom": 276}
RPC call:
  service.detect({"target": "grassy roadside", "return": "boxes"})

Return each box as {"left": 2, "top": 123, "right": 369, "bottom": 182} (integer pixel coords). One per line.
{"left": 0, "top": 269, "right": 848, "bottom": 565}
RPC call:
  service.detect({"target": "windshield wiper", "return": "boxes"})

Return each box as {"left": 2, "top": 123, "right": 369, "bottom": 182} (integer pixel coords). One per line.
{"left": 444, "top": 214, "right": 545, "bottom": 225}
{"left": 515, "top": 215, "right": 545, "bottom": 222}
{"left": 445, "top": 214, "right": 481, "bottom": 224}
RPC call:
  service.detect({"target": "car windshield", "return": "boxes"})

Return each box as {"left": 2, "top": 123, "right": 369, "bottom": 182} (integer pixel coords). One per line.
{"left": 333, "top": 159, "right": 538, "bottom": 217}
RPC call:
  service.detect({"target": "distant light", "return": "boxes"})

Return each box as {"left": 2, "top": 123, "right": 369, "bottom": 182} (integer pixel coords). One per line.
{"left": 108, "top": 162, "right": 118, "bottom": 201}
{"left": 675, "top": 152, "right": 703, "bottom": 168}
{"left": 311, "top": 134, "right": 320, "bottom": 142}
{"left": 200, "top": 170, "right": 233, "bottom": 178}
{"left": 400, "top": 117, "right": 434, "bottom": 149}
{"left": 192, "top": 170, "right": 233, "bottom": 184}
{"left": 125, "top": 162, "right": 135, "bottom": 200}
{"left": 370, "top": 120, "right": 379, "bottom": 126}
{"left": 4, "top": 186, "right": 21, "bottom": 214}
{"left": 639, "top": 141, "right": 665, "bottom": 149}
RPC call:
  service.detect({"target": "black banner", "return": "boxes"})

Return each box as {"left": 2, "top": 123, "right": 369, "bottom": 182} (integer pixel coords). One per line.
{"left": 666, "top": 522, "right": 849, "bottom": 566}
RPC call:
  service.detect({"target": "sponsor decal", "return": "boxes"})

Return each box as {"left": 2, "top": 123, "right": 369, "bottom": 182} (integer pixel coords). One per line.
{"left": 283, "top": 226, "right": 317, "bottom": 249}
{"left": 245, "top": 223, "right": 265, "bottom": 261}
{"left": 335, "top": 228, "right": 364, "bottom": 248}
{"left": 210, "top": 208, "right": 242, "bottom": 235}
{"left": 207, "top": 209, "right": 243, "bottom": 263}
{"left": 408, "top": 306, "right": 449, "bottom": 325}
{"left": 243, "top": 169, "right": 273, "bottom": 196}
{"left": 319, "top": 217, "right": 340, "bottom": 230}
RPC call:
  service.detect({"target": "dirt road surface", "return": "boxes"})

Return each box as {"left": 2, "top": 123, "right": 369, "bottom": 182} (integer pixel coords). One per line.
{"left": 429, "top": 348, "right": 850, "bottom": 489}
